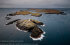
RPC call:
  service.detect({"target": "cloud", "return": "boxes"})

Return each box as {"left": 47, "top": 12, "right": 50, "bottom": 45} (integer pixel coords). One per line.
{"left": 0, "top": 0, "right": 70, "bottom": 8}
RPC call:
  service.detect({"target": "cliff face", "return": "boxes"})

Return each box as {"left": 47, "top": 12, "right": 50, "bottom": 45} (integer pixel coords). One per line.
{"left": 31, "top": 26, "right": 43, "bottom": 38}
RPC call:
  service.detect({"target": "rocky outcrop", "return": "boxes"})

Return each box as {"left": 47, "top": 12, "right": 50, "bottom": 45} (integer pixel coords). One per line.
{"left": 7, "top": 11, "right": 32, "bottom": 16}
{"left": 35, "top": 9, "right": 64, "bottom": 14}
{"left": 16, "top": 19, "right": 36, "bottom": 31}
{"left": 7, "top": 10, "right": 43, "bottom": 17}
{"left": 31, "top": 13, "right": 42, "bottom": 17}
{"left": 31, "top": 26, "right": 43, "bottom": 38}
{"left": 7, "top": 9, "right": 65, "bottom": 17}
{"left": 15, "top": 11, "right": 31, "bottom": 15}
{"left": 30, "top": 19, "right": 43, "bottom": 25}
{"left": 44, "top": 9, "right": 64, "bottom": 14}
{"left": 6, "top": 19, "right": 44, "bottom": 39}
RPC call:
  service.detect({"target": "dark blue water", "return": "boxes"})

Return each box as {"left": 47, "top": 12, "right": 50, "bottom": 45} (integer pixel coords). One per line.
{"left": 0, "top": 8, "right": 70, "bottom": 45}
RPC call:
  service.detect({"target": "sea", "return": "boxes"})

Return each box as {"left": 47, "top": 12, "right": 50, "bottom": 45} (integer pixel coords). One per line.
{"left": 0, "top": 8, "right": 70, "bottom": 45}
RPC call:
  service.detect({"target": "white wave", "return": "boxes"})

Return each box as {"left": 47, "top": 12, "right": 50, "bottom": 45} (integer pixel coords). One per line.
{"left": 30, "top": 32, "right": 45, "bottom": 41}
{"left": 16, "top": 27, "right": 22, "bottom": 31}
{"left": 16, "top": 26, "right": 28, "bottom": 32}
{"left": 16, "top": 26, "right": 46, "bottom": 41}
{"left": 43, "top": 32, "right": 46, "bottom": 34}
{"left": 41, "top": 24, "right": 45, "bottom": 27}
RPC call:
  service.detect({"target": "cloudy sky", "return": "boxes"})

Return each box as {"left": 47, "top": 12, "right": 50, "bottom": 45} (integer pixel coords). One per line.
{"left": 0, "top": 0, "right": 70, "bottom": 8}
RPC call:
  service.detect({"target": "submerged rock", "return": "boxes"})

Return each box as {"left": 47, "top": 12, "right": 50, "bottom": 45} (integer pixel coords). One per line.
{"left": 31, "top": 13, "right": 42, "bottom": 17}
{"left": 6, "top": 19, "right": 44, "bottom": 40}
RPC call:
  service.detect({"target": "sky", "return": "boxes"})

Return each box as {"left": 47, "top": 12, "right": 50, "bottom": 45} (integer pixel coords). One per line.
{"left": 0, "top": 0, "right": 70, "bottom": 8}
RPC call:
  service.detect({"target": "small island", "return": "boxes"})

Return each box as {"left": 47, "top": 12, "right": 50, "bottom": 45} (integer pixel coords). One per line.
{"left": 7, "top": 11, "right": 31, "bottom": 16}
{"left": 7, "top": 10, "right": 42, "bottom": 17}
{"left": 35, "top": 9, "right": 64, "bottom": 14}
{"left": 6, "top": 19, "right": 44, "bottom": 39}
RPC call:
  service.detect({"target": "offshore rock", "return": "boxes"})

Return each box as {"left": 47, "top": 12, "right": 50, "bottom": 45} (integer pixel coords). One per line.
{"left": 7, "top": 11, "right": 32, "bottom": 16}
{"left": 6, "top": 19, "right": 44, "bottom": 39}
{"left": 35, "top": 9, "right": 64, "bottom": 14}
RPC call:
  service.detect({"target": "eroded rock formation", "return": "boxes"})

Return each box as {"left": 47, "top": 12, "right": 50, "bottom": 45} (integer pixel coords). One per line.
{"left": 6, "top": 19, "right": 44, "bottom": 39}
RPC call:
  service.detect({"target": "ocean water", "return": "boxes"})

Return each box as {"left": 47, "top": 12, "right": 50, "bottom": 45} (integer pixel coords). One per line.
{"left": 0, "top": 8, "right": 70, "bottom": 45}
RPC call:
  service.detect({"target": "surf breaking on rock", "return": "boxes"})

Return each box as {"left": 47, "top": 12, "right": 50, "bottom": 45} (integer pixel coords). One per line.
{"left": 6, "top": 19, "right": 45, "bottom": 40}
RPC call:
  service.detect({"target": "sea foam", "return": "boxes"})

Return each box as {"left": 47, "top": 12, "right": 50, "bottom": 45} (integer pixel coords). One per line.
{"left": 30, "top": 32, "right": 45, "bottom": 41}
